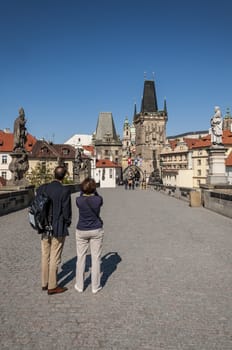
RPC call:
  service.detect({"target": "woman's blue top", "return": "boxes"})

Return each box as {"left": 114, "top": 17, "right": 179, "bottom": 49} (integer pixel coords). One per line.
{"left": 76, "top": 193, "right": 103, "bottom": 230}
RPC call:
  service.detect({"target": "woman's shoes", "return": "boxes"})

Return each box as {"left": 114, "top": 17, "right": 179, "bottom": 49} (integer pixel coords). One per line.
{"left": 74, "top": 284, "right": 83, "bottom": 293}
{"left": 74, "top": 284, "right": 102, "bottom": 294}
{"left": 92, "top": 286, "right": 102, "bottom": 294}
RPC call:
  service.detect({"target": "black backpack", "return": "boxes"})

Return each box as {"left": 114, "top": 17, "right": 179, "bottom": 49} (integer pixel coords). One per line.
{"left": 28, "top": 187, "right": 53, "bottom": 234}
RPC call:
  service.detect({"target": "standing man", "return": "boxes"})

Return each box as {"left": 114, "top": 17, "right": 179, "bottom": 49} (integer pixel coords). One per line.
{"left": 37, "top": 165, "right": 72, "bottom": 295}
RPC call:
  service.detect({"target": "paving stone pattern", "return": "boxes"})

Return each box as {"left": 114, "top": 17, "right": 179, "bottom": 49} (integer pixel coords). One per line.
{"left": 1, "top": 187, "right": 232, "bottom": 349}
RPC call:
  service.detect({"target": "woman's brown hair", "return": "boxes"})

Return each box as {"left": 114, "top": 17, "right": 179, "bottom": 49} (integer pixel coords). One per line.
{"left": 81, "top": 177, "right": 96, "bottom": 194}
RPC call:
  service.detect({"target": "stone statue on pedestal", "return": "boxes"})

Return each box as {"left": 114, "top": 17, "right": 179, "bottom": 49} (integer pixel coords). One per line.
{"left": 13, "top": 107, "right": 27, "bottom": 151}
{"left": 73, "top": 148, "right": 91, "bottom": 183}
{"left": 210, "top": 106, "right": 223, "bottom": 146}
{"left": 8, "top": 108, "right": 29, "bottom": 186}
{"left": 207, "top": 106, "right": 228, "bottom": 185}
{"left": 73, "top": 149, "right": 83, "bottom": 183}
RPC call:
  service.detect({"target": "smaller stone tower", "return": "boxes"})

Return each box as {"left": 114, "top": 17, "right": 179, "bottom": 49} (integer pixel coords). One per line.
{"left": 92, "top": 112, "right": 122, "bottom": 164}
{"left": 122, "top": 117, "right": 131, "bottom": 158}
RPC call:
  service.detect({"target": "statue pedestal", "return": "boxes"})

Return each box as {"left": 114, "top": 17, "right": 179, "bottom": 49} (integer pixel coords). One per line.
{"left": 207, "top": 146, "right": 228, "bottom": 185}
{"left": 8, "top": 150, "right": 29, "bottom": 186}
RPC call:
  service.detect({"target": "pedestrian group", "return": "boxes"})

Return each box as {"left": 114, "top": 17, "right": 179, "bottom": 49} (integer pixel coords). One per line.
{"left": 36, "top": 166, "right": 104, "bottom": 295}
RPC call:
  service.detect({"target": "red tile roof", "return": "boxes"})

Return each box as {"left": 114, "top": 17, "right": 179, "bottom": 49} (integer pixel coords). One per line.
{"left": 223, "top": 130, "right": 232, "bottom": 145}
{"left": 0, "top": 131, "right": 36, "bottom": 152}
{"left": 168, "top": 131, "right": 232, "bottom": 151}
{"left": 167, "top": 138, "right": 199, "bottom": 150}
{"left": 191, "top": 130, "right": 232, "bottom": 149}
{"left": 191, "top": 135, "right": 211, "bottom": 149}
{"left": 183, "top": 138, "right": 199, "bottom": 149}
{"left": 168, "top": 140, "right": 177, "bottom": 150}
{"left": 96, "top": 159, "right": 121, "bottom": 168}
{"left": 82, "top": 145, "right": 95, "bottom": 156}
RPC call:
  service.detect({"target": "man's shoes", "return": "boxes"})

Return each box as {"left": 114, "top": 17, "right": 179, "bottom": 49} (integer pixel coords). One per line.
{"left": 42, "top": 285, "right": 48, "bottom": 291}
{"left": 47, "top": 286, "right": 68, "bottom": 295}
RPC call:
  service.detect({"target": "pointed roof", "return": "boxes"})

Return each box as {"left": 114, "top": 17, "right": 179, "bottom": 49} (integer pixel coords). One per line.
{"left": 29, "top": 140, "right": 75, "bottom": 159}
{"left": 134, "top": 103, "right": 137, "bottom": 117}
{"left": 164, "top": 98, "right": 167, "bottom": 114}
{"left": 124, "top": 116, "right": 129, "bottom": 127}
{"left": 29, "top": 140, "right": 60, "bottom": 158}
{"left": 140, "top": 80, "right": 158, "bottom": 113}
{"left": 95, "top": 112, "right": 118, "bottom": 141}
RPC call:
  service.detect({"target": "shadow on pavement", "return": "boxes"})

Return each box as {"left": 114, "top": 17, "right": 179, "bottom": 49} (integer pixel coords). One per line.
{"left": 58, "top": 256, "right": 77, "bottom": 287}
{"left": 58, "top": 251, "right": 121, "bottom": 289}
{"left": 101, "top": 252, "right": 122, "bottom": 287}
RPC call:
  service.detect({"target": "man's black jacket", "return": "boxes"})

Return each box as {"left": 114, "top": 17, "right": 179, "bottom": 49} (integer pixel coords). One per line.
{"left": 37, "top": 180, "right": 72, "bottom": 237}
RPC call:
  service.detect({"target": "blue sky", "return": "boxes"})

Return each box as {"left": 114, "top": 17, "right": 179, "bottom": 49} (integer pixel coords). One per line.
{"left": 0, "top": 0, "right": 231, "bottom": 143}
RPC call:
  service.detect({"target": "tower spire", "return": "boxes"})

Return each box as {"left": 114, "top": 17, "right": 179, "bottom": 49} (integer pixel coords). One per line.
{"left": 164, "top": 98, "right": 167, "bottom": 114}
{"left": 140, "top": 80, "right": 158, "bottom": 113}
{"left": 134, "top": 102, "right": 137, "bottom": 116}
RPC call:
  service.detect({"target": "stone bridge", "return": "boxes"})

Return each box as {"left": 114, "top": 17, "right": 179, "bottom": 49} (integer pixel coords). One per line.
{"left": 1, "top": 187, "right": 232, "bottom": 349}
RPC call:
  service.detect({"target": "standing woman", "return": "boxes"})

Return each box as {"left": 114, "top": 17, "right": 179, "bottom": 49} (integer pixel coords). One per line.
{"left": 75, "top": 178, "right": 104, "bottom": 294}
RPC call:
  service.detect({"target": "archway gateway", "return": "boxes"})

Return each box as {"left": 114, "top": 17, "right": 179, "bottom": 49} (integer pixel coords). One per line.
{"left": 122, "top": 165, "right": 144, "bottom": 181}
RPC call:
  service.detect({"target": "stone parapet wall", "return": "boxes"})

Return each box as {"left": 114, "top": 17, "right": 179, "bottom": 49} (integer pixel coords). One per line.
{"left": 153, "top": 184, "right": 232, "bottom": 219}
{"left": 0, "top": 187, "right": 35, "bottom": 216}
{"left": 201, "top": 190, "right": 232, "bottom": 219}
{"left": 0, "top": 183, "right": 81, "bottom": 216}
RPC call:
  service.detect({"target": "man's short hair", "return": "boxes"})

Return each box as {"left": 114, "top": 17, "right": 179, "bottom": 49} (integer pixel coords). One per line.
{"left": 54, "top": 166, "right": 67, "bottom": 181}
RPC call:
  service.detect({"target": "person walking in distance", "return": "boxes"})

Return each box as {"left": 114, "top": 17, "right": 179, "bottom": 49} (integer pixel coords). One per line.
{"left": 75, "top": 178, "right": 104, "bottom": 294}
{"left": 37, "top": 165, "right": 72, "bottom": 295}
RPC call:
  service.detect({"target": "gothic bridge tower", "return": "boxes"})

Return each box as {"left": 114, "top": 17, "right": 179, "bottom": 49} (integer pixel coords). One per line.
{"left": 134, "top": 79, "right": 168, "bottom": 180}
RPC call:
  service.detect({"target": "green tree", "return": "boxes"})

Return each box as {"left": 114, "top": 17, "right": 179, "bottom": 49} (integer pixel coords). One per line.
{"left": 26, "top": 162, "right": 54, "bottom": 188}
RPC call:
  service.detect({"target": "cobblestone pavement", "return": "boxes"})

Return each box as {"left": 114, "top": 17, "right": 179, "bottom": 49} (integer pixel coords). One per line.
{"left": 1, "top": 187, "right": 232, "bottom": 350}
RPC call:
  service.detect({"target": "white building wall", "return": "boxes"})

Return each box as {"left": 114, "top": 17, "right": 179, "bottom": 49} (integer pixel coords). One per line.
{"left": 163, "top": 174, "right": 177, "bottom": 187}
{"left": 188, "top": 151, "right": 193, "bottom": 169}
{"left": 0, "top": 154, "right": 12, "bottom": 180}
{"left": 176, "top": 169, "right": 194, "bottom": 188}
{"left": 94, "top": 168, "right": 116, "bottom": 188}
{"left": 64, "top": 134, "right": 92, "bottom": 147}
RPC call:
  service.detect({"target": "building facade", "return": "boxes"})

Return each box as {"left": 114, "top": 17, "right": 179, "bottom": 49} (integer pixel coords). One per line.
{"left": 27, "top": 140, "right": 76, "bottom": 182}
{"left": 94, "top": 159, "right": 121, "bottom": 188}
{"left": 160, "top": 138, "right": 196, "bottom": 188}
